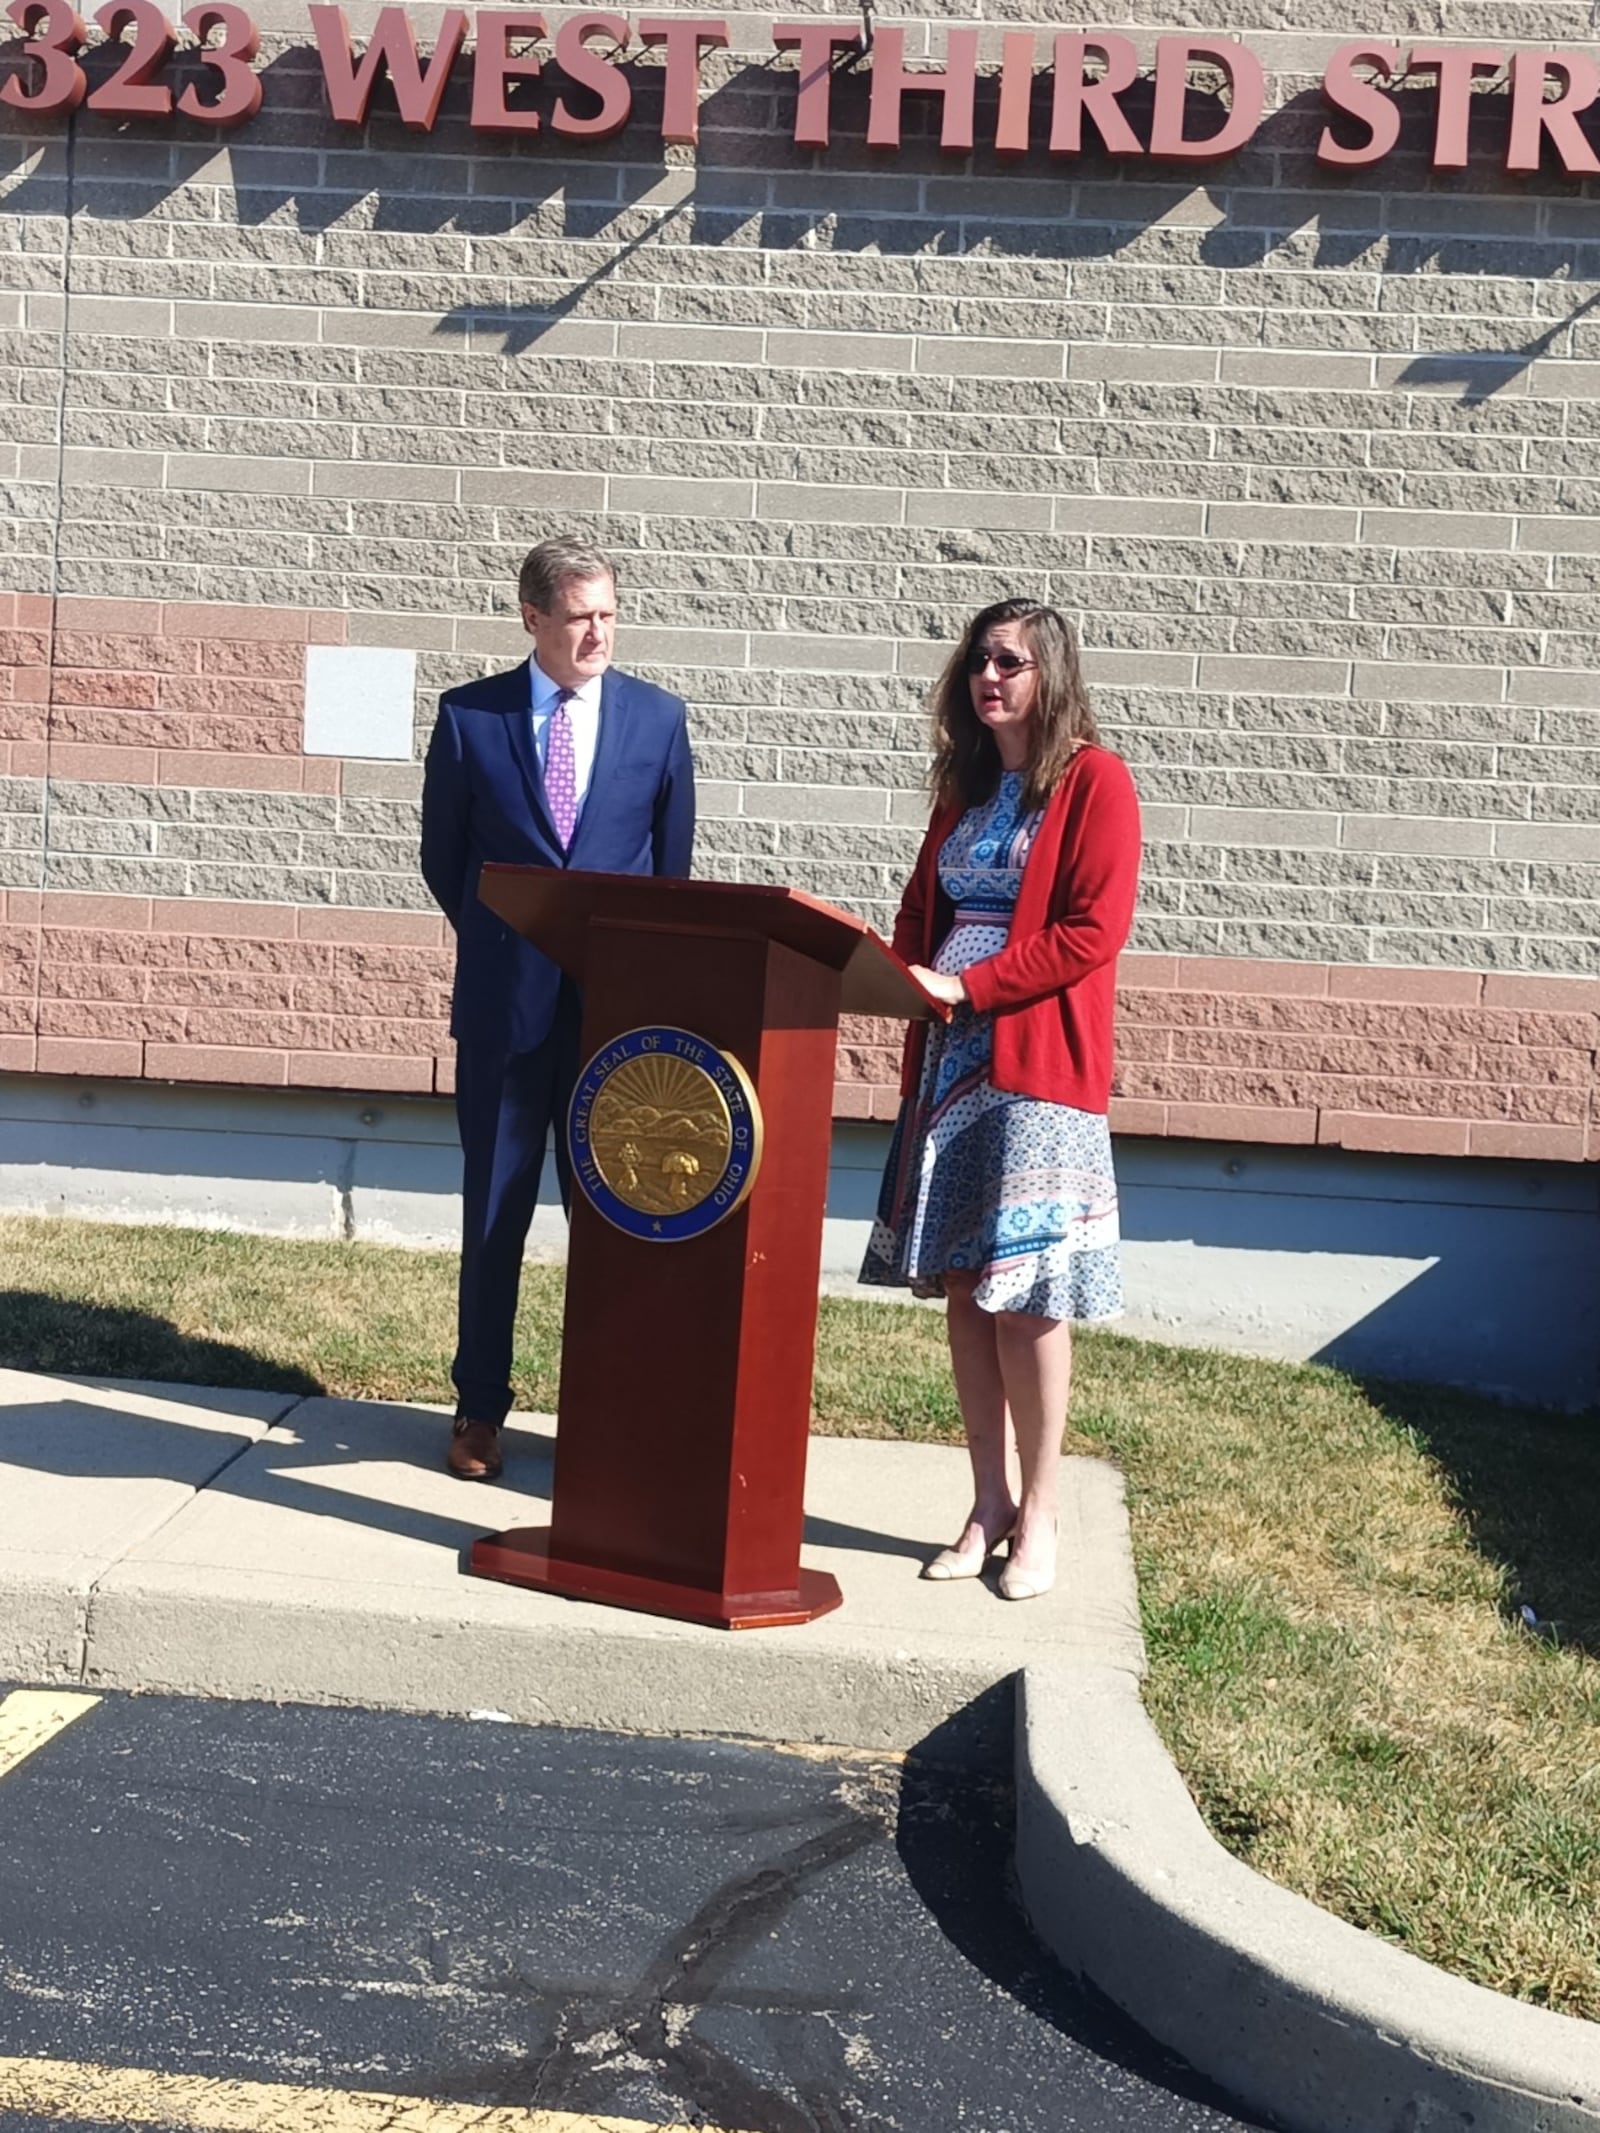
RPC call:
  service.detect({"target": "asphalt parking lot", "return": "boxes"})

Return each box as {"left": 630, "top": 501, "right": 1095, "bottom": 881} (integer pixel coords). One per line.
{"left": 0, "top": 1687, "right": 1265, "bottom": 2133}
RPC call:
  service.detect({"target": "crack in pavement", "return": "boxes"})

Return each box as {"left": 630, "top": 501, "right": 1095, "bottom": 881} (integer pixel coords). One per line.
{"left": 520, "top": 1791, "right": 896, "bottom": 2133}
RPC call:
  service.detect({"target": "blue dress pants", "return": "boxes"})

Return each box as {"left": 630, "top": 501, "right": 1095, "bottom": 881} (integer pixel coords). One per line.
{"left": 452, "top": 981, "right": 581, "bottom": 1428}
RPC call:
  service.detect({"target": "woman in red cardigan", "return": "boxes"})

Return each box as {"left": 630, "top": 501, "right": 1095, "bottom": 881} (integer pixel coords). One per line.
{"left": 860, "top": 599, "right": 1141, "bottom": 1600}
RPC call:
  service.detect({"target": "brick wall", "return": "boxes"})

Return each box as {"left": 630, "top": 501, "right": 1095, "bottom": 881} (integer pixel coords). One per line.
{"left": 10, "top": 893, "right": 450, "bottom": 1092}
{"left": 4, "top": 5, "right": 1600, "bottom": 1156}
{"left": 838, "top": 961, "right": 1600, "bottom": 1161}
{"left": 1, "top": 594, "right": 455, "bottom": 1091}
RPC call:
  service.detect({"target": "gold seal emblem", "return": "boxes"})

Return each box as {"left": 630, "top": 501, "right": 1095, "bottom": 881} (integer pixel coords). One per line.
{"left": 589, "top": 1050, "right": 733, "bottom": 1217}
{"left": 570, "top": 1028, "right": 763, "bottom": 1241}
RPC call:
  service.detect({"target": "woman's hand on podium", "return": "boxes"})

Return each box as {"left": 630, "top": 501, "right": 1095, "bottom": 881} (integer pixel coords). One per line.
{"left": 908, "top": 965, "right": 967, "bottom": 1008}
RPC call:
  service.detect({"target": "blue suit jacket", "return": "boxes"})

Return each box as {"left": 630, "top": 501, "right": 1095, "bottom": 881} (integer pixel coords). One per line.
{"left": 420, "top": 661, "right": 695, "bottom": 1056}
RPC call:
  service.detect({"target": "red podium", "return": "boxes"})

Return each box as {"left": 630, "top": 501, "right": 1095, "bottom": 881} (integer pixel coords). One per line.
{"left": 466, "top": 870, "right": 937, "bottom": 1629}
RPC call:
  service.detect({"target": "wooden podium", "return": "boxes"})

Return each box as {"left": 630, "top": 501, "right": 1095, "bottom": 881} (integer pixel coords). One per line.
{"left": 465, "top": 869, "right": 937, "bottom": 1630}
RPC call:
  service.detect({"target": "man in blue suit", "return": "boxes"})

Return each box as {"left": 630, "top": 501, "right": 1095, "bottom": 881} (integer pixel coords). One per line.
{"left": 421, "top": 536, "right": 696, "bottom": 1479}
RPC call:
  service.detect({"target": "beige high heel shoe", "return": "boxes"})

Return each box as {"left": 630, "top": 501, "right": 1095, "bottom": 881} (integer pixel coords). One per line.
{"left": 922, "top": 1522, "right": 1016, "bottom": 1582}
{"left": 998, "top": 1529, "right": 1057, "bottom": 1601}
{"left": 997, "top": 1559, "right": 1056, "bottom": 1602}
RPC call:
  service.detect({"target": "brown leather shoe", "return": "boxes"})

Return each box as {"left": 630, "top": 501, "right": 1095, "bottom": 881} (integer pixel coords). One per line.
{"left": 447, "top": 1419, "right": 502, "bottom": 1480}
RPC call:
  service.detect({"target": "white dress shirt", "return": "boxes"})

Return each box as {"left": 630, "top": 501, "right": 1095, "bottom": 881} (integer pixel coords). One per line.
{"left": 528, "top": 659, "right": 602, "bottom": 826}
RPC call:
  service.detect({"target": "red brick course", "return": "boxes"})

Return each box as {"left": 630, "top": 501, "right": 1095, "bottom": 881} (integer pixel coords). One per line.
{"left": 2, "top": 888, "right": 1594, "bottom": 1158}
{"left": 8, "top": 892, "right": 455, "bottom": 1095}
{"left": 835, "top": 952, "right": 1600, "bottom": 1164}
{"left": 5, "top": 594, "right": 349, "bottom": 784}
{"left": 0, "top": 593, "right": 52, "bottom": 745}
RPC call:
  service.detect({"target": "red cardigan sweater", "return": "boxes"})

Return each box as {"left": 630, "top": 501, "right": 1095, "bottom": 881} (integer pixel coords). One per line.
{"left": 891, "top": 745, "right": 1142, "bottom": 1116}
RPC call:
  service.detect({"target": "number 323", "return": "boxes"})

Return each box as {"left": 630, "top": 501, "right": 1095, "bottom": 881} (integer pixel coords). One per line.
{"left": 1, "top": 0, "right": 262, "bottom": 122}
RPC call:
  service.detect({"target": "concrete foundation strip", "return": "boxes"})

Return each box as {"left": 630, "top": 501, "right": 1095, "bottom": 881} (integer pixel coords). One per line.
{"left": 1013, "top": 1471, "right": 1600, "bottom": 2133}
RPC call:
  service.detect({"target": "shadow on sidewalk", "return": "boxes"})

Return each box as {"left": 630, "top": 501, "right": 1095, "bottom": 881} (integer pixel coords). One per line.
{"left": 895, "top": 1695, "right": 1269, "bottom": 2126}
{"left": 0, "top": 1294, "right": 936, "bottom": 1567}
{"left": 0, "top": 1295, "right": 520, "bottom": 1559}
{"left": 0, "top": 1384, "right": 519, "bottom": 1559}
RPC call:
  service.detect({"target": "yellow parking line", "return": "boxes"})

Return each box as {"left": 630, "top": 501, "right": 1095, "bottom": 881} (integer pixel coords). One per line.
{"left": 0, "top": 1691, "right": 100, "bottom": 1782}
{"left": 0, "top": 2059, "right": 750, "bottom": 2132}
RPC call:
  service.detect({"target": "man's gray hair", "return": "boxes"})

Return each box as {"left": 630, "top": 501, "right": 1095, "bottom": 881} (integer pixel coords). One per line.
{"left": 518, "top": 536, "right": 617, "bottom": 611}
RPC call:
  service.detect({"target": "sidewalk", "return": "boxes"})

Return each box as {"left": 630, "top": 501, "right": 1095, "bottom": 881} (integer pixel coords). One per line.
{"left": 5, "top": 1367, "right": 1598, "bottom": 2133}
{"left": 0, "top": 1368, "right": 1140, "bottom": 1755}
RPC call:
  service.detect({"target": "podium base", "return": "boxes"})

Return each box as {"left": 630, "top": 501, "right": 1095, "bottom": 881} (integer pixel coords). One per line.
{"left": 468, "top": 1526, "right": 844, "bottom": 1631}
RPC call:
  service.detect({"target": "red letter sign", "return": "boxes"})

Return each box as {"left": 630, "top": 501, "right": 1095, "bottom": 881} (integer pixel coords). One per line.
{"left": 994, "top": 29, "right": 1036, "bottom": 156}
{"left": 867, "top": 24, "right": 978, "bottom": 153}
{"left": 637, "top": 16, "right": 727, "bottom": 145}
{"left": 551, "top": 9, "right": 630, "bottom": 138}
{"left": 771, "top": 19, "right": 858, "bottom": 150}
{"left": 312, "top": 3, "right": 466, "bottom": 128}
{"left": 471, "top": 6, "right": 544, "bottom": 133}
{"left": 1150, "top": 37, "right": 1264, "bottom": 161}
{"left": 1409, "top": 45, "right": 1502, "bottom": 169}
{"left": 176, "top": 2, "right": 260, "bottom": 122}
{"left": 1507, "top": 49, "right": 1600, "bottom": 175}
{"left": 1050, "top": 33, "right": 1141, "bottom": 156}
{"left": 0, "top": 0, "right": 89, "bottom": 114}
{"left": 1318, "top": 41, "right": 1402, "bottom": 166}
{"left": 89, "top": 1, "right": 174, "bottom": 117}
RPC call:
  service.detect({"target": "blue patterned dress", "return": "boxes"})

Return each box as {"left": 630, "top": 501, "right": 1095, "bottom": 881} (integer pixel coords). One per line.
{"left": 860, "top": 772, "right": 1123, "bottom": 1322}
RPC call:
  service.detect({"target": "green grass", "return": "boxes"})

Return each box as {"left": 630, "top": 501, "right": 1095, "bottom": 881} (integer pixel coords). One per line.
{"left": 3, "top": 1213, "right": 1599, "bottom": 2017}
{"left": 0, "top": 1215, "right": 964, "bottom": 1436}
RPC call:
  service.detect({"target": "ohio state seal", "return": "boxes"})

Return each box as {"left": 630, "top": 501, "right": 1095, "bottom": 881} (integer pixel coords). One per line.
{"left": 568, "top": 1026, "right": 763, "bottom": 1243}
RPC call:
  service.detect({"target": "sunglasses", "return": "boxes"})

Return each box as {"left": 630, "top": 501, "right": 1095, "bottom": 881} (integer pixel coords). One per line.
{"left": 966, "top": 647, "right": 1036, "bottom": 675}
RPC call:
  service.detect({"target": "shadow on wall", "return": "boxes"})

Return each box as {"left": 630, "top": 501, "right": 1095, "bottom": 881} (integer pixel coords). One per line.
{"left": 3, "top": 45, "right": 1599, "bottom": 403}
{"left": 0, "top": 1093, "right": 461, "bottom": 1200}
{"left": 1308, "top": 1248, "right": 1599, "bottom": 1412}
{"left": 1115, "top": 1139, "right": 1600, "bottom": 1414}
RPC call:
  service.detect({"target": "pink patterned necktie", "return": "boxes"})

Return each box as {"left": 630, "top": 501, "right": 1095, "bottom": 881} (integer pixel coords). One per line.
{"left": 545, "top": 689, "right": 578, "bottom": 848}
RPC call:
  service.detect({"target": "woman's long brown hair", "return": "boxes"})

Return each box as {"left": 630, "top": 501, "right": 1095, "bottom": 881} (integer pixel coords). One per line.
{"left": 929, "top": 600, "right": 1100, "bottom": 813}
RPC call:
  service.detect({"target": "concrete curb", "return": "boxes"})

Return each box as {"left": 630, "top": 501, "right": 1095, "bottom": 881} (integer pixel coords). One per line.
{"left": 0, "top": 1375, "right": 1127, "bottom": 1764}
{"left": 1014, "top": 1476, "right": 1600, "bottom": 2133}
{"left": 80, "top": 1577, "right": 1018, "bottom": 1762}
